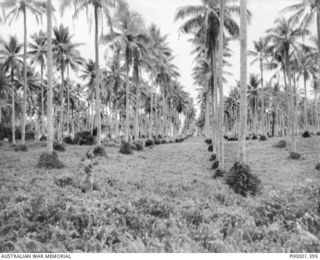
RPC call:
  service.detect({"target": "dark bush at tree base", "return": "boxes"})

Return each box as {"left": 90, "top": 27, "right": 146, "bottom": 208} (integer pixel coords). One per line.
{"left": 25, "top": 132, "right": 35, "bottom": 141}
{"left": 208, "top": 145, "right": 213, "bottom": 152}
{"left": 315, "top": 163, "right": 320, "bottom": 171}
{"left": 213, "top": 169, "right": 226, "bottom": 179}
{"left": 209, "top": 154, "right": 217, "bottom": 161}
{"left": 302, "top": 131, "right": 311, "bottom": 138}
{"left": 73, "top": 132, "right": 96, "bottom": 145}
{"left": 252, "top": 135, "right": 258, "bottom": 140}
{"left": 39, "top": 135, "right": 47, "bottom": 141}
{"left": 14, "top": 144, "right": 28, "bottom": 152}
{"left": 162, "top": 140, "right": 167, "bottom": 144}
{"left": 205, "top": 139, "right": 212, "bottom": 144}
{"left": 211, "top": 160, "right": 219, "bottom": 170}
{"left": 93, "top": 146, "right": 107, "bottom": 157}
{"left": 273, "top": 140, "right": 286, "bottom": 148}
{"left": 154, "top": 140, "right": 161, "bottom": 145}
{"left": 134, "top": 141, "right": 144, "bottom": 151}
{"left": 259, "top": 135, "right": 267, "bottom": 141}
{"left": 225, "top": 162, "right": 262, "bottom": 197}
{"left": 145, "top": 139, "right": 154, "bottom": 147}
{"left": 288, "top": 152, "right": 301, "bottom": 160}
{"left": 37, "top": 152, "right": 64, "bottom": 169}
{"left": 53, "top": 142, "right": 65, "bottom": 152}
{"left": 63, "top": 136, "right": 73, "bottom": 144}
{"left": 119, "top": 141, "right": 133, "bottom": 155}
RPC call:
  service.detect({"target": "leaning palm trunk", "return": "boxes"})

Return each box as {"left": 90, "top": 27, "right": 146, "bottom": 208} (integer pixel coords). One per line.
{"left": 218, "top": 0, "right": 225, "bottom": 168}
{"left": 238, "top": 0, "right": 248, "bottom": 162}
{"left": 21, "top": 8, "right": 27, "bottom": 145}
{"left": 46, "top": 0, "right": 54, "bottom": 153}
{"left": 94, "top": 6, "right": 102, "bottom": 145}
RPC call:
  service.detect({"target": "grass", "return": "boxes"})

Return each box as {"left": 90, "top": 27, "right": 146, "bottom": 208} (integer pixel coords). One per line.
{"left": 0, "top": 137, "right": 319, "bottom": 252}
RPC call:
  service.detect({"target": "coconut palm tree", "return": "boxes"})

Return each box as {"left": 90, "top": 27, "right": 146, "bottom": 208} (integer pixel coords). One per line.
{"left": 103, "top": 6, "right": 149, "bottom": 141}
{"left": 61, "top": 0, "right": 125, "bottom": 145}
{"left": 29, "top": 30, "right": 47, "bottom": 136}
{"left": 266, "top": 18, "right": 308, "bottom": 152}
{"left": 46, "top": 0, "right": 53, "bottom": 153}
{"left": 53, "top": 24, "right": 83, "bottom": 142}
{"left": 248, "top": 37, "right": 271, "bottom": 135}
{"left": 238, "top": 0, "right": 247, "bottom": 162}
{"left": 0, "top": 36, "right": 23, "bottom": 144}
{"left": 1, "top": 0, "right": 47, "bottom": 145}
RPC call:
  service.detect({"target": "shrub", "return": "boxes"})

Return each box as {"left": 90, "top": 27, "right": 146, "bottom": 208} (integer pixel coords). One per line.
{"left": 162, "top": 139, "right": 167, "bottom": 144}
{"left": 212, "top": 160, "right": 219, "bottom": 170}
{"left": 225, "top": 162, "right": 262, "bottom": 197}
{"left": 213, "top": 169, "right": 226, "bottom": 179}
{"left": 273, "top": 140, "right": 286, "bottom": 148}
{"left": 120, "top": 141, "right": 133, "bottom": 155}
{"left": 145, "top": 139, "right": 154, "bottom": 147}
{"left": 134, "top": 141, "right": 144, "bottom": 151}
{"left": 208, "top": 145, "right": 213, "bottom": 152}
{"left": 131, "top": 143, "right": 138, "bottom": 151}
{"left": 154, "top": 139, "right": 161, "bottom": 145}
{"left": 39, "top": 135, "right": 47, "bottom": 141}
{"left": 93, "top": 146, "right": 107, "bottom": 157}
{"left": 288, "top": 152, "right": 301, "bottom": 160}
{"left": 54, "top": 176, "right": 74, "bottom": 188}
{"left": 14, "top": 144, "right": 28, "bottom": 152}
{"left": 73, "top": 131, "right": 96, "bottom": 145}
{"left": 205, "top": 139, "right": 212, "bottom": 144}
{"left": 209, "top": 154, "right": 217, "bottom": 162}
{"left": 63, "top": 136, "right": 73, "bottom": 144}
{"left": 37, "top": 152, "right": 64, "bottom": 169}
{"left": 252, "top": 135, "right": 258, "bottom": 140}
{"left": 315, "top": 163, "right": 320, "bottom": 171}
{"left": 302, "top": 131, "right": 311, "bottom": 138}
{"left": 53, "top": 142, "right": 65, "bottom": 152}
{"left": 259, "top": 135, "right": 267, "bottom": 141}
{"left": 25, "top": 132, "right": 35, "bottom": 141}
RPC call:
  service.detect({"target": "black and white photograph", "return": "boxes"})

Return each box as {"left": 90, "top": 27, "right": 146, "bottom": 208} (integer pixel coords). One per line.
{"left": 0, "top": 0, "right": 319, "bottom": 256}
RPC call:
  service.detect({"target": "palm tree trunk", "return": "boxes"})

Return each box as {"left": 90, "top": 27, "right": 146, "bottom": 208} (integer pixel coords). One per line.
{"left": 46, "top": 0, "right": 54, "bottom": 153}
{"left": 134, "top": 67, "right": 140, "bottom": 140}
{"left": 211, "top": 47, "right": 217, "bottom": 154}
{"left": 58, "top": 61, "right": 65, "bottom": 143}
{"left": 149, "top": 83, "right": 154, "bottom": 139}
{"left": 155, "top": 86, "right": 159, "bottom": 136}
{"left": 94, "top": 6, "right": 102, "bottom": 145}
{"left": 67, "top": 66, "right": 70, "bottom": 136}
{"left": 21, "top": 8, "right": 27, "bottom": 145}
{"left": 205, "top": 91, "right": 210, "bottom": 138}
{"left": 218, "top": 0, "right": 225, "bottom": 168}
{"left": 260, "top": 58, "right": 265, "bottom": 135}
{"left": 238, "top": 0, "right": 248, "bottom": 162}
{"left": 11, "top": 70, "right": 15, "bottom": 145}
{"left": 115, "top": 99, "right": 119, "bottom": 138}
{"left": 40, "top": 61, "right": 44, "bottom": 136}
{"left": 125, "top": 62, "right": 130, "bottom": 141}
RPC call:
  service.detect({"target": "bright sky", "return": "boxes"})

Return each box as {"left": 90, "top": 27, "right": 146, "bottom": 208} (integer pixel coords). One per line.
{"left": 0, "top": 0, "right": 309, "bottom": 114}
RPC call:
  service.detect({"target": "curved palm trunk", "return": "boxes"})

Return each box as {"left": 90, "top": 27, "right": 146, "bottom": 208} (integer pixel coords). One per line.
{"left": 218, "top": 0, "right": 225, "bottom": 168}
{"left": 46, "top": 0, "right": 53, "bottom": 153}
{"left": 21, "top": 8, "right": 27, "bottom": 145}
{"left": 238, "top": 0, "right": 248, "bottom": 162}
{"left": 11, "top": 70, "right": 15, "bottom": 145}
{"left": 94, "top": 6, "right": 102, "bottom": 145}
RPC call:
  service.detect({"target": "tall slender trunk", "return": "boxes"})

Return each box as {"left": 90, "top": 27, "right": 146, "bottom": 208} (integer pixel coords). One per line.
{"left": 115, "top": 99, "right": 119, "bottom": 138}
{"left": 125, "top": 60, "right": 130, "bottom": 141}
{"left": 94, "top": 6, "right": 102, "bottom": 145}
{"left": 40, "top": 61, "right": 44, "bottom": 136}
{"left": 134, "top": 66, "right": 140, "bottom": 140}
{"left": 218, "top": 0, "right": 225, "bottom": 168}
{"left": 155, "top": 86, "right": 159, "bottom": 136}
{"left": 205, "top": 90, "right": 210, "bottom": 138}
{"left": 303, "top": 75, "right": 308, "bottom": 130}
{"left": 21, "top": 8, "right": 27, "bottom": 145}
{"left": 11, "top": 70, "right": 15, "bottom": 145}
{"left": 260, "top": 58, "right": 265, "bottom": 135}
{"left": 58, "top": 61, "right": 65, "bottom": 143}
{"left": 238, "top": 0, "right": 248, "bottom": 162}
{"left": 149, "top": 83, "right": 154, "bottom": 139}
{"left": 211, "top": 47, "right": 217, "bottom": 154}
{"left": 46, "top": 0, "right": 53, "bottom": 153}
{"left": 67, "top": 66, "right": 70, "bottom": 136}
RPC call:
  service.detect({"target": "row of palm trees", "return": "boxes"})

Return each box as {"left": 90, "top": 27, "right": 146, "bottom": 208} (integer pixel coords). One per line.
{"left": 189, "top": 0, "right": 320, "bottom": 167}
{"left": 0, "top": 0, "right": 196, "bottom": 152}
